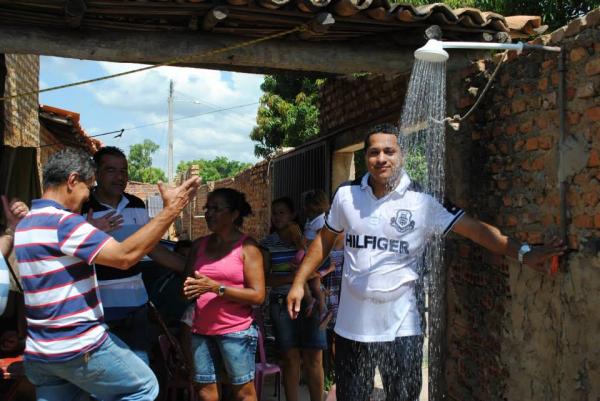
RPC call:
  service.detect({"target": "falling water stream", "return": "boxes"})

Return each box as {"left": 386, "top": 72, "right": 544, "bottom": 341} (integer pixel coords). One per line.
{"left": 388, "top": 58, "right": 448, "bottom": 400}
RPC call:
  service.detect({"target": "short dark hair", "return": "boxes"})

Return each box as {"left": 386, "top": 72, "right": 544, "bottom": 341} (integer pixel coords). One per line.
{"left": 209, "top": 188, "right": 252, "bottom": 227}
{"left": 303, "top": 189, "right": 329, "bottom": 213}
{"left": 93, "top": 146, "right": 126, "bottom": 169}
{"left": 363, "top": 123, "right": 400, "bottom": 149}
{"left": 43, "top": 148, "right": 95, "bottom": 189}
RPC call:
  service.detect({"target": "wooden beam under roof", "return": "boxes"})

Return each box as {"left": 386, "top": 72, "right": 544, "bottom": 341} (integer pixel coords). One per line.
{"left": 0, "top": 24, "right": 479, "bottom": 76}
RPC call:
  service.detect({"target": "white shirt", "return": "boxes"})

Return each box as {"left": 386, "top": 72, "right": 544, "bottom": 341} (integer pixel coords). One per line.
{"left": 304, "top": 213, "right": 326, "bottom": 241}
{"left": 326, "top": 171, "right": 464, "bottom": 342}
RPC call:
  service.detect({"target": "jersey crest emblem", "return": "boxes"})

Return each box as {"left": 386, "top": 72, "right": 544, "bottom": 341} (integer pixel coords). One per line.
{"left": 390, "top": 209, "right": 415, "bottom": 233}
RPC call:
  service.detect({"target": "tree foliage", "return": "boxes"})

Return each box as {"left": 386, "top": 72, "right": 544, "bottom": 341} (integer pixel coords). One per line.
{"left": 176, "top": 156, "right": 252, "bottom": 183}
{"left": 128, "top": 139, "right": 167, "bottom": 184}
{"left": 250, "top": 75, "right": 323, "bottom": 158}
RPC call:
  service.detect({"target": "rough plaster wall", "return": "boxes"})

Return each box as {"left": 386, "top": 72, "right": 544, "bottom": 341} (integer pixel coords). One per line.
{"left": 445, "top": 9, "right": 600, "bottom": 401}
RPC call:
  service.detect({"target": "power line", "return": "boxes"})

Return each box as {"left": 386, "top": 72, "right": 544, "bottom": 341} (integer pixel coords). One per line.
{"left": 38, "top": 101, "right": 258, "bottom": 148}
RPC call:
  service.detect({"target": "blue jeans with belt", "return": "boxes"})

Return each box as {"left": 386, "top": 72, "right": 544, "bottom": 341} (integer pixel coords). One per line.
{"left": 24, "top": 333, "right": 158, "bottom": 401}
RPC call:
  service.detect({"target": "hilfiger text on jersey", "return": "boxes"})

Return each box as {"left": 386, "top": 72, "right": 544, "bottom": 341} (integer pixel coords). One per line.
{"left": 345, "top": 234, "right": 410, "bottom": 254}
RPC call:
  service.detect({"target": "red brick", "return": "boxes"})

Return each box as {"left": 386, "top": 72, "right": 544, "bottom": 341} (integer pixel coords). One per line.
{"left": 520, "top": 120, "right": 533, "bottom": 134}
{"left": 537, "top": 77, "right": 548, "bottom": 91}
{"left": 502, "top": 195, "right": 512, "bottom": 207}
{"left": 531, "top": 157, "right": 545, "bottom": 171}
{"left": 537, "top": 116, "right": 549, "bottom": 129}
{"left": 583, "top": 191, "right": 599, "bottom": 207}
{"left": 541, "top": 59, "right": 556, "bottom": 71}
{"left": 585, "top": 58, "right": 600, "bottom": 76}
{"left": 499, "top": 143, "right": 509, "bottom": 155}
{"left": 569, "top": 47, "right": 588, "bottom": 63}
{"left": 574, "top": 214, "right": 593, "bottom": 228}
{"left": 586, "top": 107, "right": 600, "bottom": 122}
{"left": 525, "top": 137, "right": 539, "bottom": 151}
{"left": 511, "top": 99, "right": 527, "bottom": 114}
{"left": 521, "top": 160, "right": 531, "bottom": 171}
{"left": 497, "top": 180, "right": 510, "bottom": 190}
{"left": 538, "top": 136, "right": 553, "bottom": 150}
{"left": 588, "top": 149, "right": 600, "bottom": 167}
{"left": 595, "top": 214, "right": 600, "bottom": 228}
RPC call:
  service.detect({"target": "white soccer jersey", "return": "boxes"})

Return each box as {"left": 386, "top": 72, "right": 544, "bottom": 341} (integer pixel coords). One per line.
{"left": 326, "top": 171, "right": 464, "bottom": 342}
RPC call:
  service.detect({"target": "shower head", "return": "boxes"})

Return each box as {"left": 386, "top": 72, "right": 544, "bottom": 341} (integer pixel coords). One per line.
{"left": 414, "top": 39, "right": 561, "bottom": 63}
{"left": 414, "top": 39, "right": 449, "bottom": 62}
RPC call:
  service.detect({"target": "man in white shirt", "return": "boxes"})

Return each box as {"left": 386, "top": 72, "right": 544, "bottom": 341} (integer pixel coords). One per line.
{"left": 287, "top": 124, "right": 565, "bottom": 401}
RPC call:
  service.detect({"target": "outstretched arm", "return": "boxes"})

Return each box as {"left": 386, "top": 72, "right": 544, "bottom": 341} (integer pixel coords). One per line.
{"left": 452, "top": 215, "right": 566, "bottom": 273}
{"left": 94, "top": 177, "right": 200, "bottom": 269}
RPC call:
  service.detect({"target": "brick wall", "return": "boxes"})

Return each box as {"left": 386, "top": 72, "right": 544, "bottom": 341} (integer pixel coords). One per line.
{"left": 127, "top": 181, "right": 161, "bottom": 203}
{"left": 319, "top": 73, "right": 408, "bottom": 141}
{"left": 177, "top": 160, "right": 271, "bottom": 242}
{"left": 2, "top": 54, "right": 39, "bottom": 147}
{"left": 444, "top": 9, "right": 600, "bottom": 401}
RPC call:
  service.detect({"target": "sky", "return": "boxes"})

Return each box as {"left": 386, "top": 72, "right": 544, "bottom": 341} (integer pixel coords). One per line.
{"left": 39, "top": 56, "right": 265, "bottom": 174}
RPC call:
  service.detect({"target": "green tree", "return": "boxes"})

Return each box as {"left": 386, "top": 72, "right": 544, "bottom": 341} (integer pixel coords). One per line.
{"left": 176, "top": 156, "right": 252, "bottom": 183}
{"left": 128, "top": 139, "right": 167, "bottom": 184}
{"left": 250, "top": 75, "right": 323, "bottom": 158}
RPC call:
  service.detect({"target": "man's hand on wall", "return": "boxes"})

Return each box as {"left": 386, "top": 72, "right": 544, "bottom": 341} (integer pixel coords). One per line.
{"left": 523, "top": 237, "right": 567, "bottom": 274}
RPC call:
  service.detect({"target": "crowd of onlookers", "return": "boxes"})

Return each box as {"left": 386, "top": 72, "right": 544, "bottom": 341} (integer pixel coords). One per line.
{"left": 0, "top": 146, "right": 343, "bottom": 401}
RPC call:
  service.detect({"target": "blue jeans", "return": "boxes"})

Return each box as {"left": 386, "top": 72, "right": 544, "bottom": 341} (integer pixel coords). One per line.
{"left": 24, "top": 333, "right": 158, "bottom": 401}
{"left": 191, "top": 324, "right": 258, "bottom": 385}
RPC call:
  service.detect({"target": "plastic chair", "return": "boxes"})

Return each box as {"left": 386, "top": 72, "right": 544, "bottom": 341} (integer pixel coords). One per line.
{"left": 253, "top": 308, "right": 282, "bottom": 401}
{"left": 158, "top": 334, "right": 197, "bottom": 401}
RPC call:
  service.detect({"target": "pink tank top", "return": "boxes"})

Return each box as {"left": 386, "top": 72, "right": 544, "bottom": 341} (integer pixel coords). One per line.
{"left": 191, "top": 235, "right": 253, "bottom": 335}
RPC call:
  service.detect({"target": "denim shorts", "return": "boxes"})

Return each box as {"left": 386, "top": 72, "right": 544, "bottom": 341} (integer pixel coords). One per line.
{"left": 191, "top": 324, "right": 258, "bottom": 385}
{"left": 269, "top": 293, "right": 327, "bottom": 352}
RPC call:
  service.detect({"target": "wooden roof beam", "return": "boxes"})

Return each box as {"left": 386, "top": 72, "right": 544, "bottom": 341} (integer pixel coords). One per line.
{"left": 0, "top": 24, "right": 477, "bottom": 75}
{"left": 65, "top": 0, "right": 86, "bottom": 28}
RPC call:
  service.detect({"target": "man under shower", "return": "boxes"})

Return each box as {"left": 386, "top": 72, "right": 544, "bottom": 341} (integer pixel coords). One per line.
{"left": 287, "top": 123, "right": 565, "bottom": 401}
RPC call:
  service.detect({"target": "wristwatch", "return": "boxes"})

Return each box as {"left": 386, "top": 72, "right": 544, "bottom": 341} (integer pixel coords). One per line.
{"left": 217, "top": 285, "right": 226, "bottom": 297}
{"left": 518, "top": 243, "right": 531, "bottom": 264}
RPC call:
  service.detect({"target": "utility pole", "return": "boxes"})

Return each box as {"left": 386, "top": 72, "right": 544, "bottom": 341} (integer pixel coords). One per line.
{"left": 167, "top": 80, "right": 174, "bottom": 184}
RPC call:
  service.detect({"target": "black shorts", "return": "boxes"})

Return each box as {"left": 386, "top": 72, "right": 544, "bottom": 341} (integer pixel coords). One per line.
{"left": 335, "top": 334, "right": 424, "bottom": 401}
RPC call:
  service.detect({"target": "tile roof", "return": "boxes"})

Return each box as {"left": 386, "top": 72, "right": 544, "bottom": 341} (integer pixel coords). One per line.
{"left": 0, "top": 1, "right": 545, "bottom": 43}
{"left": 39, "top": 105, "right": 102, "bottom": 154}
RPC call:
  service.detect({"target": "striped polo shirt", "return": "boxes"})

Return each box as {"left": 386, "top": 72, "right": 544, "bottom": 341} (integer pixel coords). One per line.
{"left": 82, "top": 193, "right": 150, "bottom": 321}
{"left": 260, "top": 232, "right": 298, "bottom": 295}
{"left": 14, "top": 199, "right": 111, "bottom": 362}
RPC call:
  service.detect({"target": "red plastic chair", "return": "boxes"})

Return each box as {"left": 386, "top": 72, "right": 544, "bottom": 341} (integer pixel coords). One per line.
{"left": 158, "top": 334, "right": 197, "bottom": 401}
{"left": 253, "top": 308, "right": 282, "bottom": 401}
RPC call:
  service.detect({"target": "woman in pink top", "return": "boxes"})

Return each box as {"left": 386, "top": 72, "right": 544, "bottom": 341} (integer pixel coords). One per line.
{"left": 183, "top": 188, "right": 265, "bottom": 401}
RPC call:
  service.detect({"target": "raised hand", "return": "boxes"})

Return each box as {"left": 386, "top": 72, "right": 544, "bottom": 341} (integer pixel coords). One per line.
{"left": 157, "top": 177, "right": 201, "bottom": 213}
{"left": 86, "top": 208, "right": 124, "bottom": 232}
{"left": 1, "top": 195, "right": 29, "bottom": 229}
{"left": 523, "top": 237, "right": 567, "bottom": 274}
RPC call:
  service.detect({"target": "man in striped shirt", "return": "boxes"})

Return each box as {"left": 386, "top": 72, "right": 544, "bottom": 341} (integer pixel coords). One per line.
{"left": 14, "top": 148, "right": 200, "bottom": 401}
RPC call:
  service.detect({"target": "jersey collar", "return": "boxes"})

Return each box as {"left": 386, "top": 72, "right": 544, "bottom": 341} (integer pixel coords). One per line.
{"left": 360, "top": 170, "right": 412, "bottom": 198}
